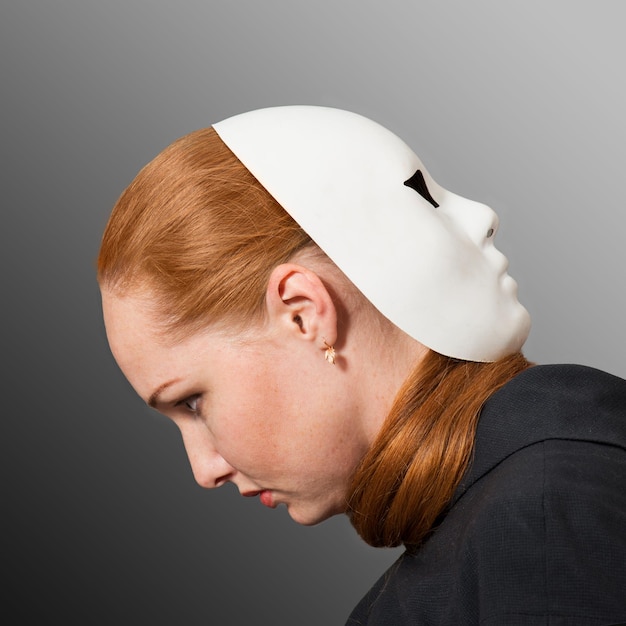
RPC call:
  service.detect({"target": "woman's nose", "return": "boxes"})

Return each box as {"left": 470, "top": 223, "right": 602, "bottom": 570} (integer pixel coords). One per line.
{"left": 178, "top": 421, "right": 235, "bottom": 488}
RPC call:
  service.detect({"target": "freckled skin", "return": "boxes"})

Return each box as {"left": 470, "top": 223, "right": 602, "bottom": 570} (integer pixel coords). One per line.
{"left": 102, "top": 272, "right": 425, "bottom": 526}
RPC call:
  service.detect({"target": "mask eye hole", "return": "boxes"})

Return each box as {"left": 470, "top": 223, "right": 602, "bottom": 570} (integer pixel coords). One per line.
{"left": 403, "top": 169, "right": 439, "bottom": 208}
{"left": 486, "top": 228, "right": 494, "bottom": 238}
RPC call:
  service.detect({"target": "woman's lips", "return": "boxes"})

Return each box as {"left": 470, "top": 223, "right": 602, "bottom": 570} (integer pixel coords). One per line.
{"left": 259, "top": 490, "right": 276, "bottom": 508}
{"left": 241, "top": 489, "right": 277, "bottom": 508}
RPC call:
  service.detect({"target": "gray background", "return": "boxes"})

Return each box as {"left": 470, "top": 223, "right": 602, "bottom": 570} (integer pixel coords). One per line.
{"left": 3, "top": 1, "right": 624, "bottom": 624}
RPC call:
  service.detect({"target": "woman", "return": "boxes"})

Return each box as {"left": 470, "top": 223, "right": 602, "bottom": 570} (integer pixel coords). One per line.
{"left": 98, "top": 106, "right": 626, "bottom": 624}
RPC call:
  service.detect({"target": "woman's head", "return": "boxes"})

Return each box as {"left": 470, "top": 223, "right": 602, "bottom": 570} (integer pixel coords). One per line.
{"left": 98, "top": 122, "right": 415, "bottom": 525}
{"left": 98, "top": 105, "right": 531, "bottom": 534}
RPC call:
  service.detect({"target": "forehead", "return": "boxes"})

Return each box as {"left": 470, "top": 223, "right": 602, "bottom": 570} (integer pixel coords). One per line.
{"left": 102, "top": 288, "right": 203, "bottom": 393}
{"left": 102, "top": 289, "right": 158, "bottom": 348}
{"left": 101, "top": 290, "right": 164, "bottom": 380}
{"left": 103, "top": 290, "right": 211, "bottom": 408}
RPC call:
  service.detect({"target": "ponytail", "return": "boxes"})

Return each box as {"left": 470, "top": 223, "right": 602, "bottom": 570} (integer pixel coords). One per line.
{"left": 347, "top": 351, "right": 531, "bottom": 547}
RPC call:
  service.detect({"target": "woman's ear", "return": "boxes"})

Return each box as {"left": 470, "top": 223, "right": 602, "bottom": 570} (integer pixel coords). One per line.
{"left": 265, "top": 263, "right": 337, "bottom": 345}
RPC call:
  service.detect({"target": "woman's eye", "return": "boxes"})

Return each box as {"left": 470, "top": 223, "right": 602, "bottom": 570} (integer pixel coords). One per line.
{"left": 181, "top": 395, "right": 200, "bottom": 413}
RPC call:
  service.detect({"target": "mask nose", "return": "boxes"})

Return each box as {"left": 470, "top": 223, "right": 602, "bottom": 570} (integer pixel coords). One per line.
{"left": 443, "top": 192, "right": 500, "bottom": 246}
{"left": 179, "top": 420, "right": 235, "bottom": 488}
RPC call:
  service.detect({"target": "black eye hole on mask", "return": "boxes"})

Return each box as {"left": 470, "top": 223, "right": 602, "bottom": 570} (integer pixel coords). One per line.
{"left": 404, "top": 169, "right": 439, "bottom": 208}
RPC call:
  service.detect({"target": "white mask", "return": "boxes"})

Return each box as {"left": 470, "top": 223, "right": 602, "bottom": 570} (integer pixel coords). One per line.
{"left": 214, "top": 105, "right": 531, "bottom": 362}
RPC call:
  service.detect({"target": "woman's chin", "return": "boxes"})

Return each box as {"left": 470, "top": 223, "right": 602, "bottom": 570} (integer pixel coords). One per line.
{"left": 286, "top": 501, "right": 345, "bottom": 526}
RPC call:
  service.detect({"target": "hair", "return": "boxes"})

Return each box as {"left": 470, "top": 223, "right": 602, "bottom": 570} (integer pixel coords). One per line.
{"left": 347, "top": 349, "right": 531, "bottom": 548}
{"left": 98, "top": 127, "right": 531, "bottom": 547}
{"left": 97, "top": 127, "right": 313, "bottom": 338}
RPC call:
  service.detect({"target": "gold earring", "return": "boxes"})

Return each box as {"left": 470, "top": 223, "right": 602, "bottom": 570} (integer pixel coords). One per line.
{"left": 323, "top": 340, "right": 336, "bottom": 365}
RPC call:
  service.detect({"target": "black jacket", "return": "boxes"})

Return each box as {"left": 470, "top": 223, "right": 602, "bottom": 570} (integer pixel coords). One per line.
{"left": 347, "top": 364, "right": 626, "bottom": 625}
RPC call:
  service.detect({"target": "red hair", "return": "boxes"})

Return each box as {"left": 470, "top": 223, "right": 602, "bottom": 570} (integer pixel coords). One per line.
{"left": 347, "top": 350, "right": 531, "bottom": 547}
{"left": 98, "top": 127, "right": 312, "bottom": 338}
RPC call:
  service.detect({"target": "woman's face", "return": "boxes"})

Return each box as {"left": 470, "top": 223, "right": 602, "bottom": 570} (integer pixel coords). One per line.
{"left": 101, "top": 289, "right": 371, "bottom": 526}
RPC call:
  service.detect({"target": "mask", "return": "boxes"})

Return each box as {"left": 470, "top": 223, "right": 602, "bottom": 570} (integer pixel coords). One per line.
{"left": 214, "top": 105, "right": 531, "bottom": 361}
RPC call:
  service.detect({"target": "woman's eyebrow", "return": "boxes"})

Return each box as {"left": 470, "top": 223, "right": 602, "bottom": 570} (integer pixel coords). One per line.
{"left": 148, "top": 379, "right": 181, "bottom": 408}
{"left": 404, "top": 169, "right": 439, "bottom": 208}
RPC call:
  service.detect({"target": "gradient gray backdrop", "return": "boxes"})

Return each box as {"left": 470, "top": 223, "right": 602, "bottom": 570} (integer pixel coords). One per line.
{"left": 4, "top": 1, "right": 625, "bottom": 624}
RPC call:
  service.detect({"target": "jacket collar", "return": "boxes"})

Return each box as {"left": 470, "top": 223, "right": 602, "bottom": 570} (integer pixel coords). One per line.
{"left": 451, "top": 364, "right": 626, "bottom": 507}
